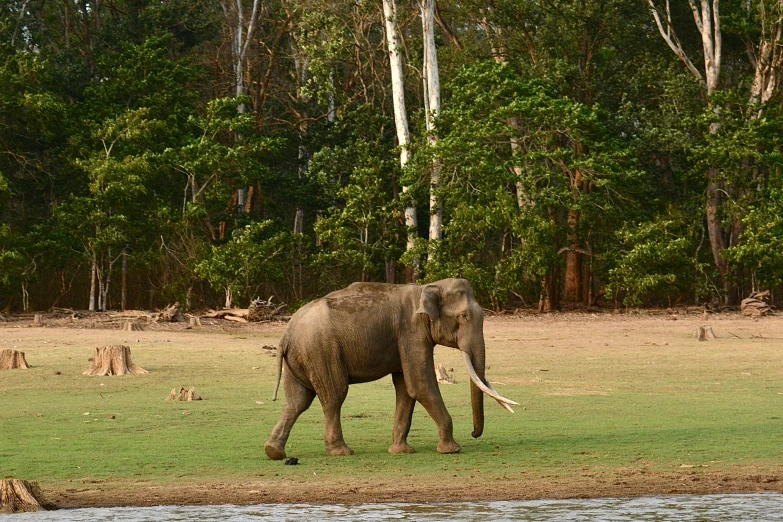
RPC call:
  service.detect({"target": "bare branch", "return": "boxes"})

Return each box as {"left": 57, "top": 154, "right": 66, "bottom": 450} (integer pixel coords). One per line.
{"left": 240, "top": 0, "right": 261, "bottom": 63}
{"left": 648, "top": 0, "right": 706, "bottom": 85}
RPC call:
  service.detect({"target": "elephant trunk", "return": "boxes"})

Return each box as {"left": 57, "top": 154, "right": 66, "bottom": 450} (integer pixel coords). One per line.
{"left": 468, "top": 346, "right": 486, "bottom": 438}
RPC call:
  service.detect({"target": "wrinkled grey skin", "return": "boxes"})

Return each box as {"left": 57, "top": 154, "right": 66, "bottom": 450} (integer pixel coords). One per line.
{"left": 264, "top": 278, "right": 488, "bottom": 459}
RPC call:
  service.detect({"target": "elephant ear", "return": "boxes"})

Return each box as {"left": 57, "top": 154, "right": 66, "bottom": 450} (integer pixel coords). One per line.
{"left": 415, "top": 284, "right": 441, "bottom": 321}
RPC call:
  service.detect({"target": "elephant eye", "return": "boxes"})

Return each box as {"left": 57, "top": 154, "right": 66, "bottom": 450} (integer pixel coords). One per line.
{"left": 459, "top": 313, "right": 469, "bottom": 322}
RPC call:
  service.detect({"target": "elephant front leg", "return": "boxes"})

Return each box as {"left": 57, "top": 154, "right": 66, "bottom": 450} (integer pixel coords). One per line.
{"left": 389, "top": 372, "right": 416, "bottom": 454}
{"left": 264, "top": 373, "right": 316, "bottom": 460}
{"left": 417, "top": 394, "right": 462, "bottom": 454}
{"left": 401, "top": 342, "right": 462, "bottom": 454}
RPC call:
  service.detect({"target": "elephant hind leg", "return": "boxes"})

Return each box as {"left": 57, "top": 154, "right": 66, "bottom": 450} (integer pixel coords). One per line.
{"left": 389, "top": 372, "right": 416, "bottom": 455}
{"left": 264, "top": 370, "right": 316, "bottom": 460}
{"left": 315, "top": 376, "right": 353, "bottom": 456}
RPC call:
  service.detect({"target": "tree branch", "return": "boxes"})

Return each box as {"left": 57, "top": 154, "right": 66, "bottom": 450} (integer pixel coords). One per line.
{"left": 648, "top": 0, "right": 706, "bottom": 85}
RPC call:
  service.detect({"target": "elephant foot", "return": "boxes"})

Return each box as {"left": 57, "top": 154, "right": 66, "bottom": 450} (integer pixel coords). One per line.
{"left": 326, "top": 444, "right": 354, "bottom": 456}
{"left": 264, "top": 440, "right": 286, "bottom": 460}
{"left": 388, "top": 442, "right": 416, "bottom": 455}
{"left": 437, "top": 439, "right": 462, "bottom": 454}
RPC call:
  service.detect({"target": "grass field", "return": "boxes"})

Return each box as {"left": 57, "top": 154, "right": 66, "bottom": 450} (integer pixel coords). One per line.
{"left": 1, "top": 313, "right": 783, "bottom": 506}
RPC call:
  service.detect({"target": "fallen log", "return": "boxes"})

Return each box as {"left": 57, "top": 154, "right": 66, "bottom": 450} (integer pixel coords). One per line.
{"left": 741, "top": 291, "right": 773, "bottom": 317}
{"left": 222, "top": 314, "right": 248, "bottom": 323}
{"left": 112, "top": 310, "right": 151, "bottom": 317}
{"left": 248, "top": 297, "right": 287, "bottom": 322}
{"left": 122, "top": 320, "right": 143, "bottom": 331}
{"left": 203, "top": 308, "right": 249, "bottom": 319}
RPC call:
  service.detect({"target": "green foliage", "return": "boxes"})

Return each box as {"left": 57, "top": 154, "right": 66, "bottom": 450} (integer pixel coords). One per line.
{"left": 0, "top": 223, "right": 23, "bottom": 289}
{"left": 605, "top": 217, "right": 705, "bottom": 307}
{"left": 429, "top": 61, "right": 647, "bottom": 306}
{"left": 194, "top": 221, "right": 297, "bottom": 306}
{"left": 82, "top": 34, "right": 197, "bottom": 127}
{"left": 170, "top": 96, "right": 284, "bottom": 219}
{"left": 724, "top": 185, "right": 783, "bottom": 290}
{"left": 2, "top": 0, "right": 783, "bottom": 310}
{"left": 3, "top": 325, "right": 783, "bottom": 488}
{"left": 309, "top": 109, "right": 405, "bottom": 288}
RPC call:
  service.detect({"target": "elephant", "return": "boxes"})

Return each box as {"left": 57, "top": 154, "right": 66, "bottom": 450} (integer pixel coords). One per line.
{"left": 263, "top": 278, "right": 517, "bottom": 460}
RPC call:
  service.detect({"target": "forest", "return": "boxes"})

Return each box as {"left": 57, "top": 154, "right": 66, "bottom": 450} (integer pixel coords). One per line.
{"left": 1, "top": 0, "right": 782, "bottom": 313}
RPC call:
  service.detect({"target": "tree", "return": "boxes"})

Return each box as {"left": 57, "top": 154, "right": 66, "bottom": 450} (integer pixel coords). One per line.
{"left": 221, "top": 0, "right": 260, "bottom": 212}
{"left": 383, "top": 0, "right": 419, "bottom": 281}
{"left": 195, "top": 221, "right": 294, "bottom": 307}
{"left": 309, "top": 113, "right": 405, "bottom": 287}
{"left": 420, "top": 0, "right": 443, "bottom": 244}
{"left": 648, "top": 0, "right": 728, "bottom": 300}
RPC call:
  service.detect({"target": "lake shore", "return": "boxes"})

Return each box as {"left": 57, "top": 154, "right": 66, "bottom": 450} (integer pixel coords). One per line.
{"left": 49, "top": 470, "right": 783, "bottom": 508}
{"left": 3, "top": 312, "right": 783, "bottom": 509}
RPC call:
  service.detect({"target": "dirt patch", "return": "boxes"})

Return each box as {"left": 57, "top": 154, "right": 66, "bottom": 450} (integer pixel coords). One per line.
{"left": 49, "top": 469, "right": 783, "bottom": 507}
{"left": 1, "top": 309, "right": 290, "bottom": 333}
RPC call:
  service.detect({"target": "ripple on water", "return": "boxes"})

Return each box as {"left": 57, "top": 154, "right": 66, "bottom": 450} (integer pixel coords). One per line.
{"left": 3, "top": 494, "right": 783, "bottom": 522}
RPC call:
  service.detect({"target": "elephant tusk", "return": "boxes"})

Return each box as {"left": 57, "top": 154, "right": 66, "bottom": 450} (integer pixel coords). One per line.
{"left": 462, "top": 352, "right": 519, "bottom": 411}
{"left": 487, "top": 381, "right": 516, "bottom": 413}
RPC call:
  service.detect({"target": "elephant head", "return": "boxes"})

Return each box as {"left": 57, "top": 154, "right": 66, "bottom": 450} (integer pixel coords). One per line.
{"left": 416, "top": 278, "right": 518, "bottom": 438}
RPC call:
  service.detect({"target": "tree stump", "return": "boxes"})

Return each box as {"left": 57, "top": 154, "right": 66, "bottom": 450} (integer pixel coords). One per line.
{"left": 693, "top": 326, "right": 717, "bottom": 341}
{"left": 0, "top": 479, "right": 54, "bottom": 513}
{"left": 0, "top": 349, "right": 30, "bottom": 370}
{"left": 33, "top": 314, "right": 42, "bottom": 326}
{"left": 159, "top": 302, "right": 186, "bottom": 322}
{"left": 83, "top": 345, "right": 148, "bottom": 376}
{"left": 122, "top": 320, "right": 143, "bottom": 332}
{"left": 435, "top": 363, "right": 455, "bottom": 384}
{"left": 188, "top": 316, "right": 201, "bottom": 328}
{"left": 166, "top": 387, "right": 203, "bottom": 401}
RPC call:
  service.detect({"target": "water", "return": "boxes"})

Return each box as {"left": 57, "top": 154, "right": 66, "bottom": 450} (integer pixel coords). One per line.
{"left": 4, "top": 494, "right": 782, "bottom": 521}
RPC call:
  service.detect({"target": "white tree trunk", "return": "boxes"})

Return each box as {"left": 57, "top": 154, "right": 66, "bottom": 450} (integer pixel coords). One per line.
{"left": 421, "top": 0, "right": 442, "bottom": 242}
{"left": 97, "top": 266, "right": 103, "bottom": 311}
{"left": 121, "top": 251, "right": 127, "bottom": 311}
{"left": 89, "top": 255, "right": 96, "bottom": 311}
{"left": 292, "top": 41, "right": 311, "bottom": 235}
{"left": 230, "top": 0, "right": 259, "bottom": 104}
{"left": 224, "top": 0, "right": 259, "bottom": 214}
{"left": 224, "top": 286, "right": 233, "bottom": 309}
{"left": 294, "top": 139, "right": 307, "bottom": 234}
{"left": 747, "top": 0, "right": 783, "bottom": 106}
{"left": 328, "top": 70, "right": 336, "bottom": 123}
{"left": 648, "top": 0, "right": 721, "bottom": 94}
{"left": 480, "top": 17, "right": 532, "bottom": 211}
{"left": 101, "top": 265, "right": 111, "bottom": 312}
{"left": 383, "top": 0, "right": 419, "bottom": 265}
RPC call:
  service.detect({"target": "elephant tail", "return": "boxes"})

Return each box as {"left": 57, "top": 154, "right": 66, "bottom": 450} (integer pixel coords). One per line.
{"left": 271, "top": 333, "right": 288, "bottom": 401}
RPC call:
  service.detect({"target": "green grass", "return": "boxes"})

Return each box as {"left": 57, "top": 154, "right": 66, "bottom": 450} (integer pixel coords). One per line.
{"left": 1, "top": 317, "right": 783, "bottom": 491}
